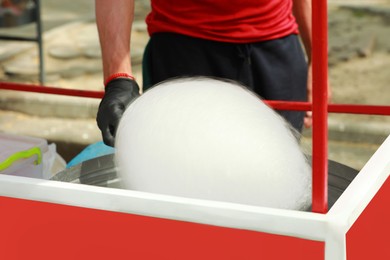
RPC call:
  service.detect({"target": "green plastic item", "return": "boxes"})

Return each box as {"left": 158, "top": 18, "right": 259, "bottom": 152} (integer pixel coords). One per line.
{"left": 0, "top": 147, "right": 42, "bottom": 171}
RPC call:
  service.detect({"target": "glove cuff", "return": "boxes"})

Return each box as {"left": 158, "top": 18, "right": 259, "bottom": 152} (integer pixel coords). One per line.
{"left": 104, "top": 73, "right": 135, "bottom": 86}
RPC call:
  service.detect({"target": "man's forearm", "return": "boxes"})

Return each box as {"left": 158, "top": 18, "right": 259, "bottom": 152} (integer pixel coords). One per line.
{"left": 293, "top": 0, "right": 312, "bottom": 62}
{"left": 95, "top": 0, "right": 135, "bottom": 82}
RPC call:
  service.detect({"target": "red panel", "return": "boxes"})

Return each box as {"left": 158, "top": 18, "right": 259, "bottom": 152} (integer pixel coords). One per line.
{"left": 0, "top": 196, "right": 324, "bottom": 260}
{"left": 347, "top": 174, "right": 390, "bottom": 259}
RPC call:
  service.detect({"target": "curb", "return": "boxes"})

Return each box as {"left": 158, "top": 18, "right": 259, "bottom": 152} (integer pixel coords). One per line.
{"left": 0, "top": 89, "right": 99, "bottom": 119}
{"left": 328, "top": 117, "right": 390, "bottom": 144}
{"left": 302, "top": 117, "right": 390, "bottom": 145}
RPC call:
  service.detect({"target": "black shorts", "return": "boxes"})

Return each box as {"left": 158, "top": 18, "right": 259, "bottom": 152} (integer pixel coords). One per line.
{"left": 142, "top": 33, "right": 308, "bottom": 132}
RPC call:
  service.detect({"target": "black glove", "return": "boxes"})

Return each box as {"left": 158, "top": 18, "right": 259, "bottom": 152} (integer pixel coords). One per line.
{"left": 97, "top": 78, "right": 140, "bottom": 147}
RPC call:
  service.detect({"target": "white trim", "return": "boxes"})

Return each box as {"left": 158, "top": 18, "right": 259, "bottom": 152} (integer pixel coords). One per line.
{"left": 328, "top": 134, "right": 390, "bottom": 228}
{"left": 325, "top": 134, "right": 390, "bottom": 260}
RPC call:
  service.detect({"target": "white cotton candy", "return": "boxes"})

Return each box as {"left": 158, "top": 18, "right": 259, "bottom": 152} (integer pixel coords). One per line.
{"left": 115, "top": 77, "right": 312, "bottom": 210}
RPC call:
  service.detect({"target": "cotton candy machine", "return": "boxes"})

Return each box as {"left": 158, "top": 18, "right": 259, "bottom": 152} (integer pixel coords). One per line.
{"left": 50, "top": 153, "right": 358, "bottom": 210}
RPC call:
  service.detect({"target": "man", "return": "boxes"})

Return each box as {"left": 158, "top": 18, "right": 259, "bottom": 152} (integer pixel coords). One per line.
{"left": 95, "top": 0, "right": 313, "bottom": 147}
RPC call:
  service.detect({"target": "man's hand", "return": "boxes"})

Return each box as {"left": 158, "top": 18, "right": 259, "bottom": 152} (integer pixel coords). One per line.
{"left": 97, "top": 78, "right": 140, "bottom": 146}
{"left": 304, "top": 62, "right": 332, "bottom": 128}
{"left": 304, "top": 62, "right": 313, "bottom": 128}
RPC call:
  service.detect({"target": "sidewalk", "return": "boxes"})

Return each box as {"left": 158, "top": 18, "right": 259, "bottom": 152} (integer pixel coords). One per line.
{"left": 0, "top": 1, "right": 389, "bottom": 169}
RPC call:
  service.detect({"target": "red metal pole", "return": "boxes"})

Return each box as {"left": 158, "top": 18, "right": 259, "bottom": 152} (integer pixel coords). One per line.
{"left": 2, "top": 81, "right": 390, "bottom": 116}
{"left": 328, "top": 104, "right": 390, "bottom": 115}
{"left": 265, "top": 100, "right": 390, "bottom": 116}
{"left": 3, "top": 82, "right": 390, "bottom": 116}
{"left": 311, "top": 0, "right": 329, "bottom": 213}
{"left": 0, "top": 81, "right": 104, "bottom": 99}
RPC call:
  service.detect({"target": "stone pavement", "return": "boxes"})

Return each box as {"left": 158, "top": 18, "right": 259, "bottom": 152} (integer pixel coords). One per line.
{"left": 0, "top": 0, "right": 389, "bottom": 170}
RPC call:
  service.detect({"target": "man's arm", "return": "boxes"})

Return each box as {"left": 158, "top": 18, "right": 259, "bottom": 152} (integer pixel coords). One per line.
{"left": 293, "top": 0, "right": 313, "bottom": 128}
{"left": 293, "top": 0, "right": 312, "bottom": 62}
{"left": 95, "top": 0, "right": 134, "bottom": 81}
{"left": 95, "top": 0, "right": 140, "bottom": 147}
{"left": 293, "top": 0, "right": 331, "bottom": 128}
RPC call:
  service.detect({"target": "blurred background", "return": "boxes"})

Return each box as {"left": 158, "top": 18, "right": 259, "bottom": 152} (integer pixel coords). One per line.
{"left": 0, "top": 0, "right": 389, "bottom": 170}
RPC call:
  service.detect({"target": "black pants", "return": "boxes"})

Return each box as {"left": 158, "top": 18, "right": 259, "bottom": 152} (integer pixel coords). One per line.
{"left": 142, "top": 33, "right": 307, "bottom": 132}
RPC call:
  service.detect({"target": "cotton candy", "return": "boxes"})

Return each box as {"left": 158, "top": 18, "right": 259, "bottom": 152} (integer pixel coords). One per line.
{"left": 116, "top": 77, "right": 311, "bottom": 210}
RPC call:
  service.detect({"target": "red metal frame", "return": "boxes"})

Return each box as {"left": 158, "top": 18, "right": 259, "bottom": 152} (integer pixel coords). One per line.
{"left": 2, "top": 82, "right": 390, "bottom": 116}
{"left": 311, "top": 0, "right": 329, "bottom": 213}
{"left": 3, "top": 80, "right": 390, "bottom": 216}
{"left": 267, "top": 100, "right": 390, "bottom": 116}
{"left": 0, "top": 81, "right": 104, "bottom": 99}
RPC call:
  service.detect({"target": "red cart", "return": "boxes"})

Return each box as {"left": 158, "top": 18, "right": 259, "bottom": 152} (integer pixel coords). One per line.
{"left": 1, "top": 0, "right": 390, "bottom": 259}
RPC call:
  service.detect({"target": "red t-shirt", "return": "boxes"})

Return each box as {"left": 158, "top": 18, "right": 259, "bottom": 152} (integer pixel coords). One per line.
{"left": 146, "top": 0, "right": 298, "bottom": 43}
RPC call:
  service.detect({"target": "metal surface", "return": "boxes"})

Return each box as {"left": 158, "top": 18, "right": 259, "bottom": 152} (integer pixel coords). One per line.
{"left": 327, "top": 160, "right": 358, "bottom": 207}
{"left": 51, "top": 153, "right": 119, "bottom": 187}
